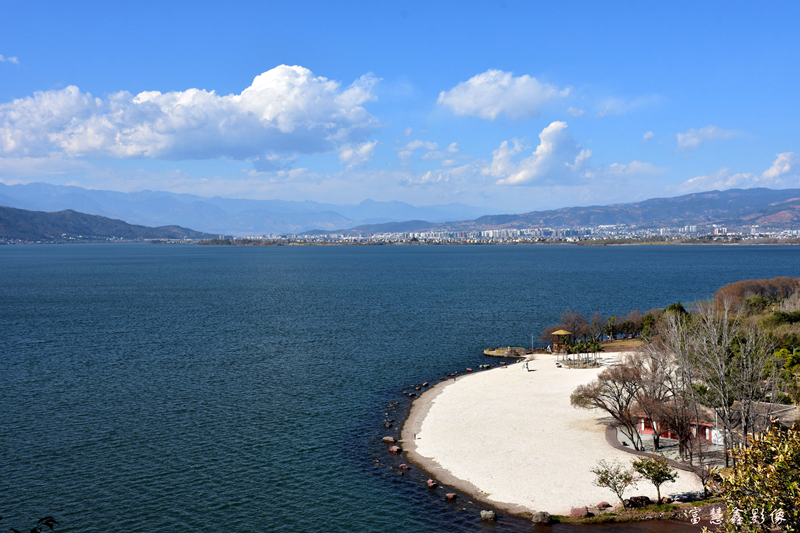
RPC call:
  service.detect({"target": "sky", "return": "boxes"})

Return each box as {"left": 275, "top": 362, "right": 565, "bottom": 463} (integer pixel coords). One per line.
{"left": 1, "top": 1, "right": 799, "bottom": 212}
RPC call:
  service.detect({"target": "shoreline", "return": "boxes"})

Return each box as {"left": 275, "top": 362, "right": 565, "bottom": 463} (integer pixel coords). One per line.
{"left": 399, "top": 369, "right": 534, "bottom": 516}
{"left": 400, "top": 354, "right": 704, "bottom": 517}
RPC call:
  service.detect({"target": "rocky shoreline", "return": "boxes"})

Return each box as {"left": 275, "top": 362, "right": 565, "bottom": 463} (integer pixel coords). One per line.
{"left": 385, "top": 355, "right": 709, "bottom": 528}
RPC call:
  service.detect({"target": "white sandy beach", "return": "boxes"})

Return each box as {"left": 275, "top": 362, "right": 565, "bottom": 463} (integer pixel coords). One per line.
{"left": 401, "top": 353, "right": 703, "bottom": 515}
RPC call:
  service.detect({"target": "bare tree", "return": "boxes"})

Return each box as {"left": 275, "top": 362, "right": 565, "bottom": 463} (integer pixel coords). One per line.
{"left": 643, "top": 310, "right": 701, "bottom": 461}
{"left": 571, "top": 364, "right": 643, "bottom": 450}
{"left": 590, "top": 312, "right": 605, "bottom": 340}
{"left": 627, "top": 352, "right": 671, "bottom": 451}
{"left": 686, "top": 436, "right": 716, "bottom": 498}
{"left": 560, "top": 309, "right": 589, "bottom": 341}
{"left": 690, "top": 301, "right": 744, "bottom": 465}
{"left": 731, "top": 320, "right": 777, "bottom": 443}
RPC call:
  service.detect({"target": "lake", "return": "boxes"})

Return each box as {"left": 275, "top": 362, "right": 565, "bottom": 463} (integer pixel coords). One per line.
{"left": 2, "top": 243, "right": 798, "bottom": 532}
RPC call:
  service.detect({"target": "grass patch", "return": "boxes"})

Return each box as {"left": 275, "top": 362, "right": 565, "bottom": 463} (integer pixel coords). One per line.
{"left": 550, "top": 502, "right": 706, "bottom": 524}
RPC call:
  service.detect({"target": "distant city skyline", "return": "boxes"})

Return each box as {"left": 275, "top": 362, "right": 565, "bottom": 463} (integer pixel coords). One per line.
{"left": 1, "top": 1, "right": 798, "bottom": 212}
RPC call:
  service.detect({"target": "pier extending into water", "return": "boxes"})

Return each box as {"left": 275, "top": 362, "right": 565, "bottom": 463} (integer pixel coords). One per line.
{"left": 483, "top": 347, "right": 531, "bottom": 357}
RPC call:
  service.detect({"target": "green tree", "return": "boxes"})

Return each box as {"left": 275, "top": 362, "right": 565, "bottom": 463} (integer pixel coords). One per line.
{"left": 664, "top": 301, "right": 688, "bottom": 315}
{"left": 641, "top": 312, "right": 656, "bottom": 339}
{"left": 590, "top": 459, "right": 639, "bottom": 508}
{"left": 632, "top": 455, "right": 677, "bottom": 502}
{"left": 718, "top": 424, "right": 800, "bottom": 533}
{"left": 604, "top": 315, "right": 616, "bottom": 341}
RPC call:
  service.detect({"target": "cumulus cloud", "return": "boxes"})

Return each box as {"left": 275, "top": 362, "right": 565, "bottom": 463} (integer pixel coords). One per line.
{"left": 338, "top": 140, "right": 377, "bottom": 169}
{"left": 676, "top": 125, "right": 742, "bottom": 150}
{"left": 0, "top": 55, "right": 19, "bottom": 64}
{"left": 567, "top": 107, "right": 585, "bottom": 117}
{"left": 484, "top": 121, "right": 592, "bottom": 185}
{"left": 447, "top": 142, "right": 459, "bottom": 153}
{"left": 0, "top": 65, "right": 379, "bottom": 166}
{"left": 437, "top": 69, "right": 570, "bottom": 120}
{"left": 761, "top": 151, "right": 799, "bottom": 181}
{"left": 396, "top": 139, "right": 438, "bottom": 163}
{"left": 679, "top": 152, "right": 800, "bottom": 192}
{"left": 643, "top": 131, "right": 655, "bottom": 142}
{"left": 399, "top": 160, "right": 484, "bottom": 187}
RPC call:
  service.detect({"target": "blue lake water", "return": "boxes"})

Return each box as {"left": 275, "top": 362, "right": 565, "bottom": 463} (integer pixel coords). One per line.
{"left": 2, "top": 243, "right": 798, "bottom": 533}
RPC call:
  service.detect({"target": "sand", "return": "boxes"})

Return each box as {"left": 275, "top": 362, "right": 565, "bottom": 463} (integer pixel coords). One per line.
{"left": 400, "top": 353, "right": 703, "bottom": 515}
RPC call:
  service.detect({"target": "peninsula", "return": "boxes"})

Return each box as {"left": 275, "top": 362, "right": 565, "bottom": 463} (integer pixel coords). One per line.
{"left": 401, "top": 352, "right": 703, "bottom": 516}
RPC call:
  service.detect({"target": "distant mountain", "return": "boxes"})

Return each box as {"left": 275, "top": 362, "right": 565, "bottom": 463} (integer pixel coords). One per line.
{"left": 328, "top": 188, "right": 800, "bottom": 234}
{"left": 0, "top": 206, "right": 215, "bottom": 242}
{"left": 0, "top": 182, "right": 498, "bottom": 235}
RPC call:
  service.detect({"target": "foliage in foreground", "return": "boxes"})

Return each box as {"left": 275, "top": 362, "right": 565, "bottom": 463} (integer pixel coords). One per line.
{"left": 717, "top": 424, "right": 800, "bottom": 532}
{"left": 0, "top": 516, "right": 58, "bottom": 533}
{"left": 591, "top": 459, "right": 639, "bottom": 507}
{"left": 632, "top": 455, "right": 677, "bottom": 502}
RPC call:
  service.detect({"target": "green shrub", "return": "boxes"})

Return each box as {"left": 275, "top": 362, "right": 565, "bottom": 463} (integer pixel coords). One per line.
{"left": 718, "top": 424, "right": 800, "bottom": 532}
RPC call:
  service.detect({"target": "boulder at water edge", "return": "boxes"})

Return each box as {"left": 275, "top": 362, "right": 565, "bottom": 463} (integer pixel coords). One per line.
{"left": 531, "top": 511, "right": 552, "bottom": 524}
{"left": 624, "top": 496, "right": 652, "bottom": 509}
{"left": 480, "top": 510, "right": 497, "bottom": 521}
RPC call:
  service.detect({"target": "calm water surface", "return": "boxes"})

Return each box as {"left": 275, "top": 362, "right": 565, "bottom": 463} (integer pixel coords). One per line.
{"left": 2, "top": 244, "right": 798, "bottom": 533}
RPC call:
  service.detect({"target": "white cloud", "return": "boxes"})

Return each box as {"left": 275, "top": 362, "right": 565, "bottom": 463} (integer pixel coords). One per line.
{"left": 676, "top": 125, "right": 742, "bottom": 150}
{"left": 403, "top": 127, "right": 412, "bottom": 137}
{"left": 567, "top": 107, "right": 585, "bottom": 117}
{"left": 596, "top": 95, "right": 659, "bottom": 117}
{"left": 761, "top": 151, "right": 799, "bottom": 181}
{"left": 447, "top": 142, "right": 459, "bottom": 153}
{"left": 643, "top": 131, "right": 655, "bottom": 141}
{"left": 485, "top": 121, "right": 592, "bottom": 186}
{"left": 338, "top": 140, "right": 377, "bottom": 169}
{"left": 396, "top": 139, "right": 439, "bottom": 163}
{"left": 0, "top": 155, "right": 94, "bottom": 176}
{"left": 421, "top": 150, "right": 449, "bottom": 160}
{"left": 399, "top": 161, "right": 484, "bottom": 187}
{"left": 479, "top": 121, "right": 662, "bottom": 188}
{"left": 0, "top": 65, "right": 379, "bottom": 166}
{"left": 0, "top": 55, "right": 19, "bottom": 64}
{"left": 583, "top": 161, "right": 663, "bottom": 180}
{"left": 678, "top": 152, "right": 800, "bottom": 192}
{"left": 437, "top": 69, "right": 570, "bottom": 120}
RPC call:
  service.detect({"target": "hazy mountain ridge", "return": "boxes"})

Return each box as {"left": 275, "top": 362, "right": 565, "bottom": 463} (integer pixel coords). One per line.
{"left": 336, "top": 188, "right": 800, "bottom": 234}
{"left": 0, "top": 206, "right": 215, "bottom": 242}
{"left": 0, "top": 182, "right": 496, "bottom": 234}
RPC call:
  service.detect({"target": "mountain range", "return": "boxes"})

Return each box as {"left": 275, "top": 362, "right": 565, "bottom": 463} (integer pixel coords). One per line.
{"left": 325, "top": 188, "right": 800, "bottom": 234}
{"left": 2, "top": 184, "right": 800, "bottom": 239}
{"left": 0, "top": 206, "right": 215, "bottom": 242}
{"left": 0, "top": 182, "right": 497, "bottom": 235}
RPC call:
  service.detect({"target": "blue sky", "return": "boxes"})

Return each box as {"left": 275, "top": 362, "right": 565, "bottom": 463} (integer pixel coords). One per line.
{"left": 1, "top": 1, "right": 798, "bottom": 212}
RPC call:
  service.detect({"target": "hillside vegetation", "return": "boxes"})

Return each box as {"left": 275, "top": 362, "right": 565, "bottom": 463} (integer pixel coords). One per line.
{"left": 0, "top": 206, "right": 213, "bottom": 242}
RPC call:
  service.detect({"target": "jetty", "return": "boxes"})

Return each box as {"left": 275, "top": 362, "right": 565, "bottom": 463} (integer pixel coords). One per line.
{"left": 483, "top": 346, "right": 531, "bottom": 357}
